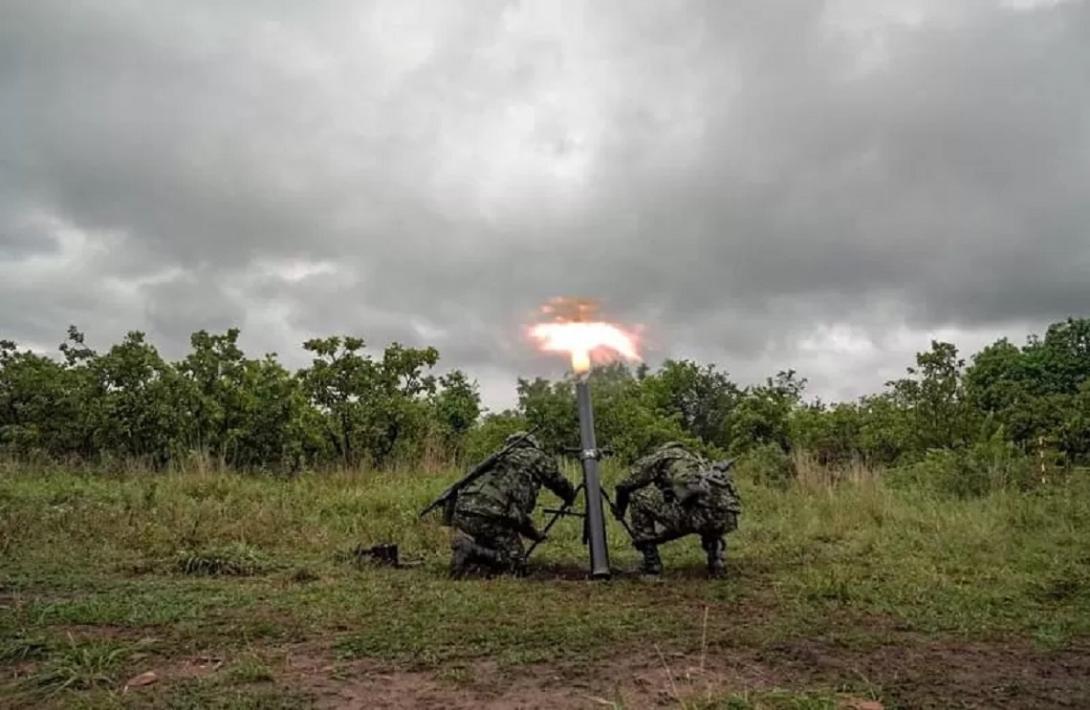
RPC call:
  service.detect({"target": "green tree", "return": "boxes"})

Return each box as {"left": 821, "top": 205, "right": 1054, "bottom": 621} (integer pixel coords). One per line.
{"left": 360, "top": 343, "right": 439, "bottom": 466}
{"left": 514, "top": 364, "right": 698, "bottom": 462}
{"left": 298, "top": 337, "right": 440, "bottom": 467}
{"left": 1031, "top": 318, "right": 1090, "bottom": 395}
{"left": 1059, "top": 380, "right": 1090, "bottom": 462}
{"left": 588, "top": 363, "right": 699, "bottom": 461}
{"left": 85, "top": 331, "right": 196, "bottom": 464}
{"left": 298, "top": 336, "right": 370, "bottom": 466}
{"left": 855, "top": 393, "right": 914, "bottom": 464}
{"left": 462, "top": 410, "right": 528, "bottom": 463}
{"left": 725, "top": 371, "right": 806, "bottom": 455}
{"left": 965, "top": 320, "right": 1090, "bottom": 460}
{"left": 790, "top": 401, "right": 863, "bottom": 465}
{"left": 0, "top": 339, "right": 81, "bottom": 457}
{"left": 178, "top": 329, "right": 247, "bottom": 459}
{"left": 890, "top": 341, "right": 972, "bottom": 451}
{"left": 431, "top": 370, "right": 481, "bottom": 459}
{"left": 516, "top": 375, "right": 578, "bottom": 453}
{"left": 639, "top": 359, "right": 740, "bottom": 448}
{"left": 229, "top": 355, "right": 321, "bottom": 471}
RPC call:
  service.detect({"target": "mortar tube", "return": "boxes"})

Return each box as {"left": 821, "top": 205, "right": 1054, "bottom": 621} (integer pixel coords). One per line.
{"left": 575, "top": 379, "right": 611, "bottom": 579}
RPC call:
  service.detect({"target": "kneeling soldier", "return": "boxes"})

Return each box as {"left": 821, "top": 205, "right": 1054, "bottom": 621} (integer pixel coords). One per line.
{"left": 614, "top": 442, "right": 741, "bottom": 578}
{"left": 449, "top": 432, "right": 576, "bottom": 578}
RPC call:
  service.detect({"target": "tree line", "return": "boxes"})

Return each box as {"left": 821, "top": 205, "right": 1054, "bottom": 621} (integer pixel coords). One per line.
{"left": 2, "top": 318, "right": 1088, "bottom": 481}
{"left": 0, "top": 328, "right": 478, "bottom": 470}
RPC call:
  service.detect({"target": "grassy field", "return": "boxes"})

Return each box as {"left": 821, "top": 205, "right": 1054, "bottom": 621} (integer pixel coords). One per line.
{"left": 1, "top": 460, "right": 1088, "bottom": 709}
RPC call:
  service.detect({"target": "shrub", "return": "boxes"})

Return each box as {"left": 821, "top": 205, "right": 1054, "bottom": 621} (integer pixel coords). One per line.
{"left": 892, "top": 432, "right": 1035, "bottom": 498}
{"left": 735, "top": 442, "right": 796, "bottom": 488}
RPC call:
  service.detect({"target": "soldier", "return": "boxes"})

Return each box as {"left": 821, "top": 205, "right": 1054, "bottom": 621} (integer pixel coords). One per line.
{"left": 613, "top": 441, "right": 741, "bottom": 578}
{"left": 448, "top": 432, "right": 576, "bottom": 578}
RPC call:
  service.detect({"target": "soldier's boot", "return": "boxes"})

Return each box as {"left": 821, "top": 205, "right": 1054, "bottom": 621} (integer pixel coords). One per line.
{"left": 449, "top": 535, "right": 474, "bottom": 579}
{"left": 510, "top": 555, "right": 529, "bottom": 578}
{"left": 492, "top": 542, "right": 528, "bottom": 578}
{"left": 635, "top": 542, "right": 663, "bottom": 576}
{"left": 702, "top": 535, "right": 726, "bottom": 578}
{"left": 449, "top": 534, "right": 502, "bottom": 579}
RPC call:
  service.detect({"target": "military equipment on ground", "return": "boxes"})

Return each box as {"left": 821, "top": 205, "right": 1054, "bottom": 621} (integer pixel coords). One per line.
{"left": 347, "top": 542, "right": 422, "bottom": 568}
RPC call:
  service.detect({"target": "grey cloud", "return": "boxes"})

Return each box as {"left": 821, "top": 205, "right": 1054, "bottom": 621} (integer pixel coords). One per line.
{"left": 142, "top": 270, "right": 248, "bottom": 350}
{"left": 1, "top": 0, "right": 1088, "bottom": 406}
{"left": 0, "top": 210, "right": 60, "bottom": 259}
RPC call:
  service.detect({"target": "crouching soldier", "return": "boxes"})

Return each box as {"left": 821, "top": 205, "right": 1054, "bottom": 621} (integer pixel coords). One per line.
{"left": 448, "top": 432, "right": 576, "bottom": 578}
{"left": 613, "top": 442, "right": 741, "bottom": 578}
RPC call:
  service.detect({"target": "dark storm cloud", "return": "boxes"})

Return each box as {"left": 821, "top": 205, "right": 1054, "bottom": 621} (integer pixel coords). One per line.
{"left": 2, "top": 0, "right": 1087, "bottom": 406}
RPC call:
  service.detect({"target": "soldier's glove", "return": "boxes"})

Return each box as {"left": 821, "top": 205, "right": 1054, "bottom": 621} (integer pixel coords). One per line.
{"left": 560, "top": 481, "right": 577, "bottom": 507}
{"left": 713, "top": 458, "right": 737, "bottom": 473}
{"left": 613, "top": 486, "right": 630, "bottom": 520}
{"left": 516, "top": 512, "right": 547, "bottom": 543}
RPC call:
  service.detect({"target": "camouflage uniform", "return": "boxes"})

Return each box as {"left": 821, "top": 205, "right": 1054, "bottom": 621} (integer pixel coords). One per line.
{"left": 614, "top": 442, "right": 741, "bottom": 577}
{"left": 449, "top": 433, "right": 575, "bottom": 578}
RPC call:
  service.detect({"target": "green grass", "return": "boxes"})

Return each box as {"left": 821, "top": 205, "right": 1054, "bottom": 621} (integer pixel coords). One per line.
{"left": 0, "top": 635, "right": 49, "bottom": 664}
{"left": 225, "top": 655, "right": 274, "bottom": 684}
{"left": 2, "top": 462, "right": 1088, "bottom": 707}
{"left": 4, "top": 636, "right": 148, "bottom": 703}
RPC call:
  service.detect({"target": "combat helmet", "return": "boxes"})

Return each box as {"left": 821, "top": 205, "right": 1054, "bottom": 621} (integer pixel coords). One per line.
{"left": 505, "top": 431, "right": 541, "bottom": 449}
{"left": 637, "top": 439, "right": 687, "bottom": 458}
{"left": 655, "top": 440, "right": 689, "bottom": 454}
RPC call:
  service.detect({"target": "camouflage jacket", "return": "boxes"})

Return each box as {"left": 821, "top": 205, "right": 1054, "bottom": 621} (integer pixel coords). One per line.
{"left": 619, "top": 443, "right": 741, "bottom": 512}
{"left": 455, "top": 444, "right": 575, "bottom": 527}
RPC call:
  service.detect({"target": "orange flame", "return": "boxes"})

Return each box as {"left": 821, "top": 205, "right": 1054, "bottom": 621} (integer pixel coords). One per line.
{"left": 528, "top": 298, "right": 641, "bottom": 375}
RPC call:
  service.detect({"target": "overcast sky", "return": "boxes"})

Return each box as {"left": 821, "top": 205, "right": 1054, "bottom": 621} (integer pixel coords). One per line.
{"left": 2, "top": 0, "right": 1088, "bottom": 411}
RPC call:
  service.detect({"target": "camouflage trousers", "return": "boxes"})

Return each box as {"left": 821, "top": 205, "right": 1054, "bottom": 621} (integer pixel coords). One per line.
{"left": 629, "top": 487, "right": 738, "bottom": 545}
{"left": 449, "top": 510, "right": 525, "bottom": 573}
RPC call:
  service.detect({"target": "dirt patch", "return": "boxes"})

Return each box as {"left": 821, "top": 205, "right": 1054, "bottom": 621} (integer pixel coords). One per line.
{"left": 152, "top": 654, "right": 225, "bottom": 682}
{"left": 755, "top": 636, "right": 1090, "bottom": 709}
{"left": 275, "top": 635, "right": 1090, "bottom": 710}
{"left": 278, "top": 643, "right": 795, "bottom": 709}
{"left": 53, "top": 624, "right": 152, "bottom": 642}
{"left": 569, "top": 647, "right": 783, "bottom": 708}
{"left": 523, "top": 564, "right": 732, "bottom": 583}
{"left": 284, "top": 653, "right": 491, "bottom": 710}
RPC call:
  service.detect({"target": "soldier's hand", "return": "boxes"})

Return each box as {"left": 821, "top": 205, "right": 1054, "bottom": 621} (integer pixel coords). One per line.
{"left": 529, "top": 528, "right": 548, "bottom": 543}
{"left": 613, "top": 486, "right": 630, "bottom": 520}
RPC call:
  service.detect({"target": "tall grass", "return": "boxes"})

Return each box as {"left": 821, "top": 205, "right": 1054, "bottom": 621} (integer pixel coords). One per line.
{"left": 2, "top": 458, "right": 1087, "bottom": 708}
{"left": 2, "top": 459, "right": 1088, "bottom": 651}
